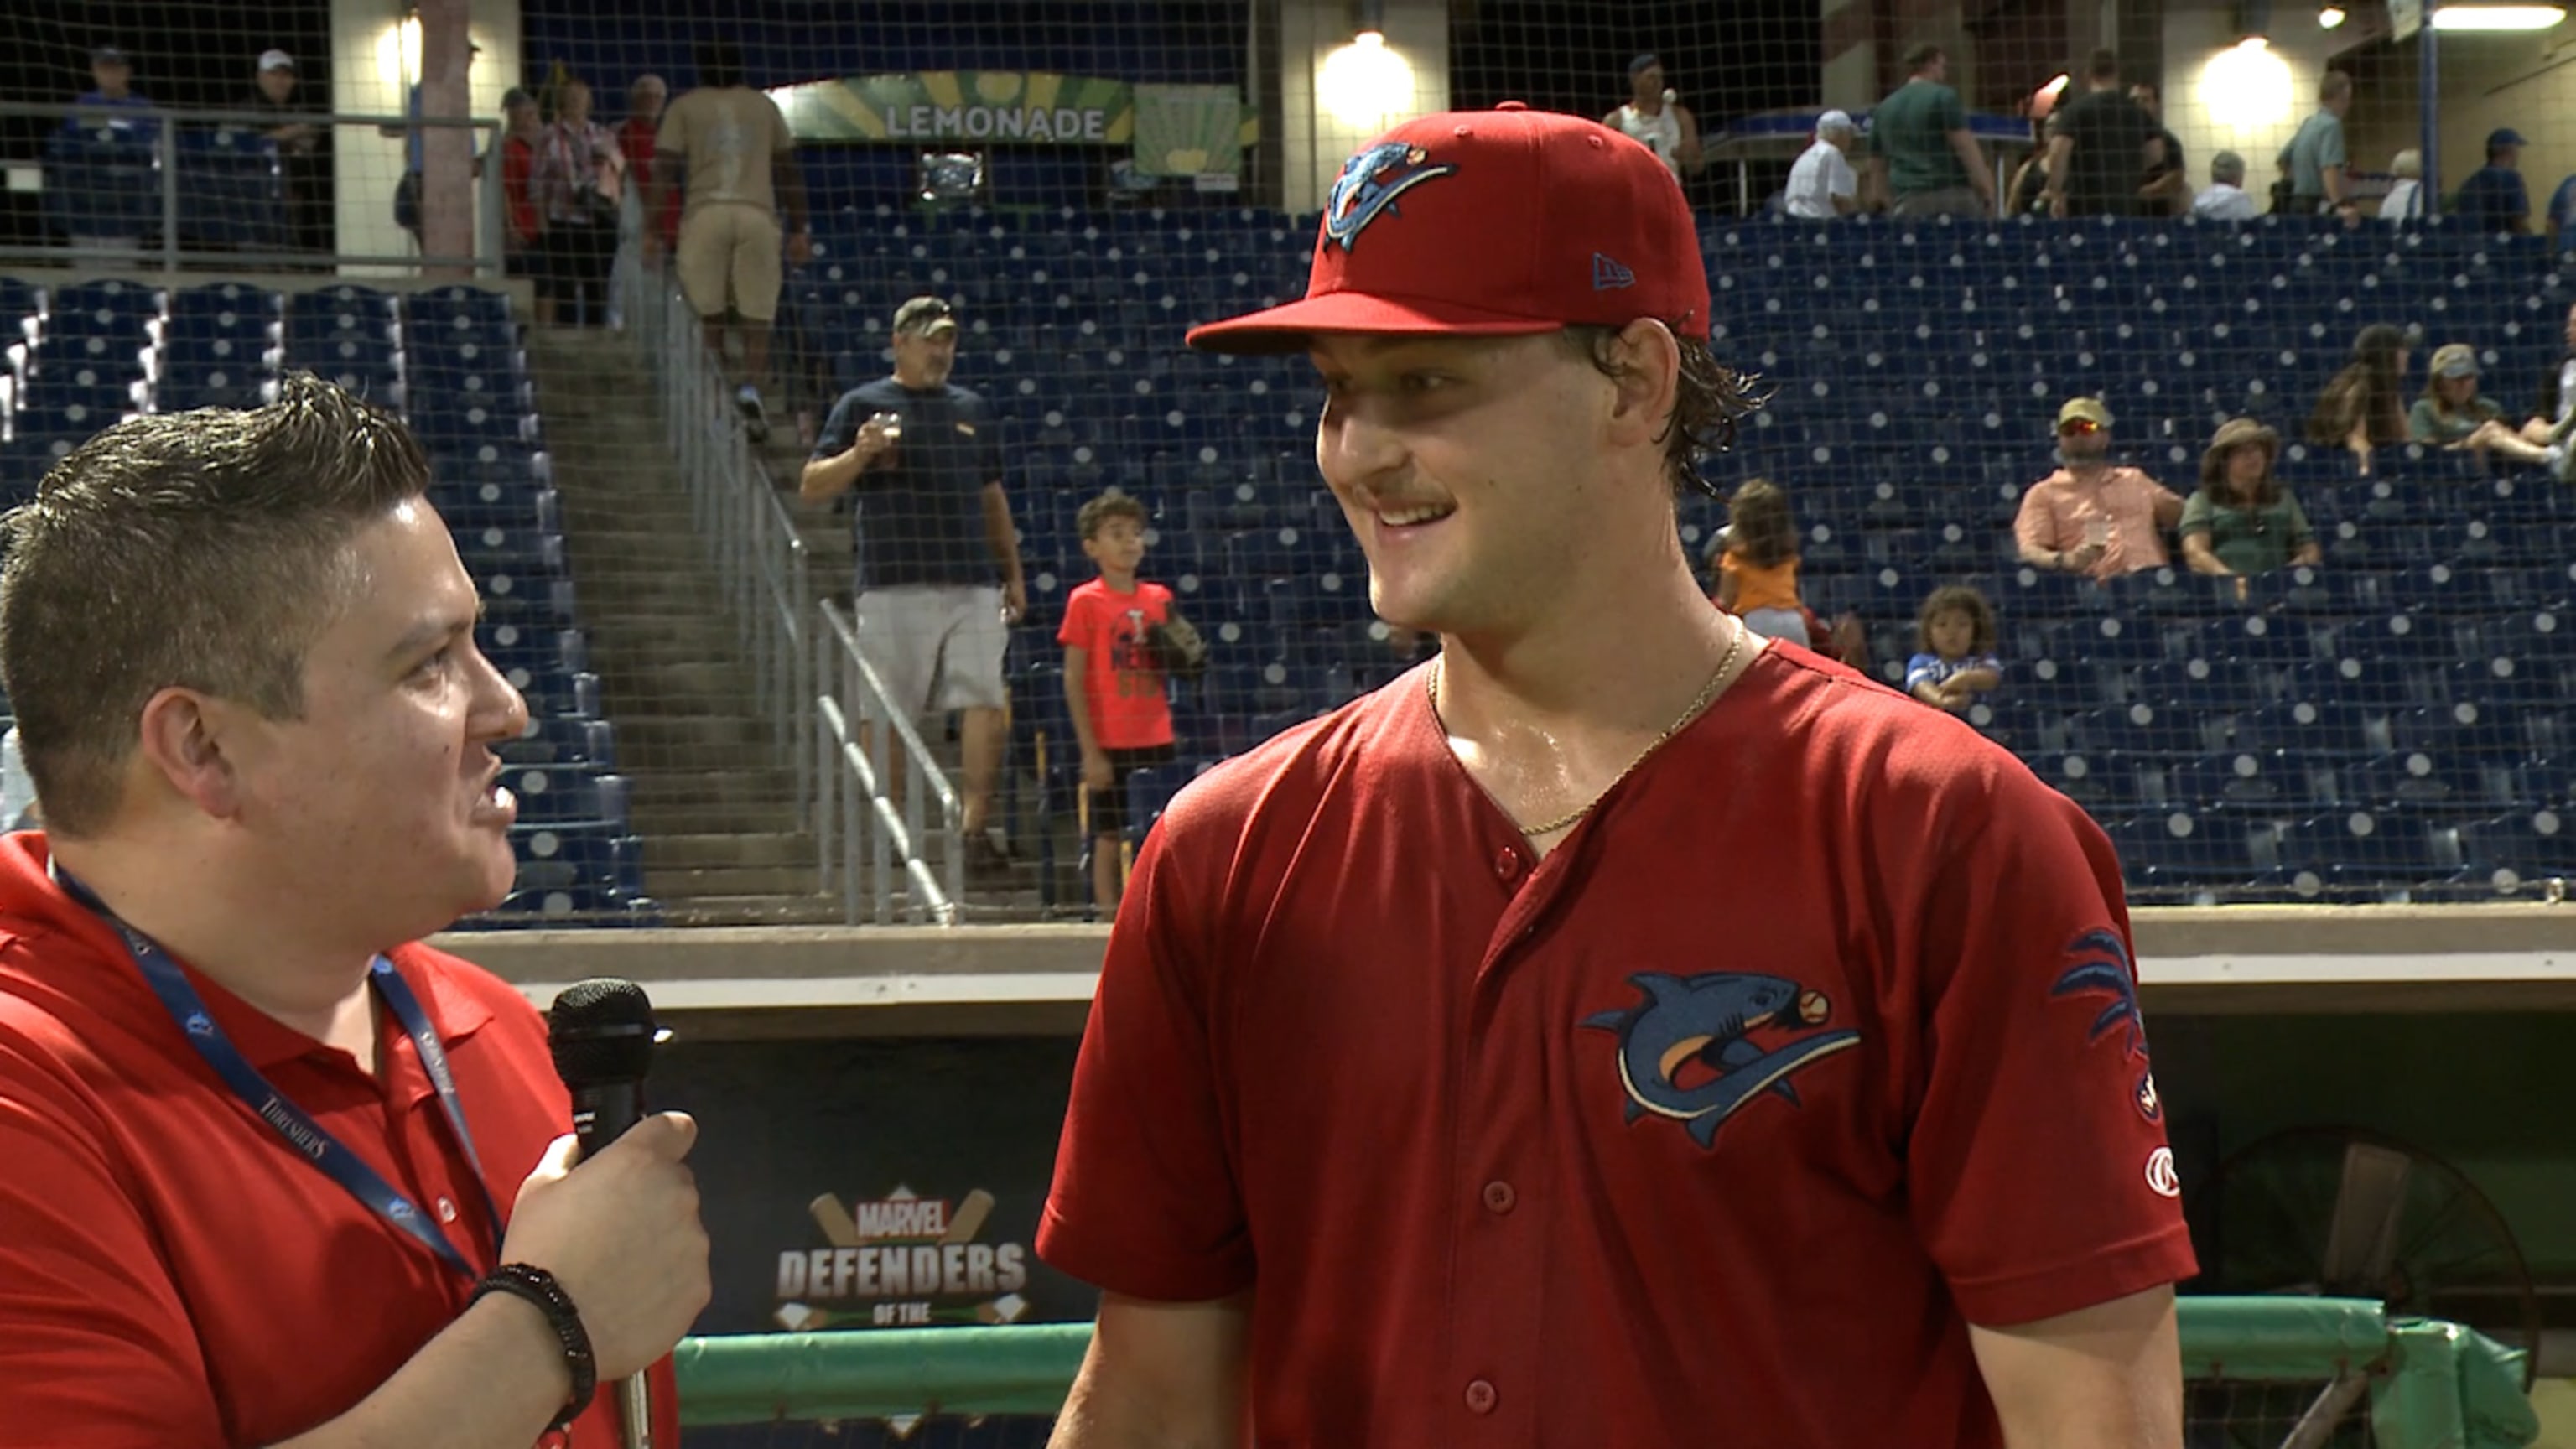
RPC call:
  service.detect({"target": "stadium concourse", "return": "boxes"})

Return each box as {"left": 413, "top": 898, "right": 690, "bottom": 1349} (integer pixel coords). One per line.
{"left": 4, "top": 209, "right": 2575, "bottom": 926}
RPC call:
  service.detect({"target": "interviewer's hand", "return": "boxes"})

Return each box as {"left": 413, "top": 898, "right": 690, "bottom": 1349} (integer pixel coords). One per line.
{"left": 499, "top": 1113, "right": 710, "bottom": 1382}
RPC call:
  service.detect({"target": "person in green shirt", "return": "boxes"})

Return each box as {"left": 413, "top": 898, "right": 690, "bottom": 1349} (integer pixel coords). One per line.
{"left": 2409, "top": 342, "right": 2558, "bottom": 465}
{"left": 2181, "top": 418, "right": 2323, "bottom": 579}
{"left": 1863, "top": 44, "right": 1993, "bottom": 217}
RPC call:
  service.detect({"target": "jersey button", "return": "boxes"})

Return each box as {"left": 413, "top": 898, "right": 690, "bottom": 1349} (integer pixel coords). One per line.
{"left": 1481, "top": 1180, "right": 1516, "bottom": 1214}
{"left": 1493, "top": 849, "right": 1520, "bottom": 880}
{"left": 435, "top": 1196, "right": 459, "bottom": 1223}
{"left": 1465, "top": 1379, "right": 1498, "bottom": 1414}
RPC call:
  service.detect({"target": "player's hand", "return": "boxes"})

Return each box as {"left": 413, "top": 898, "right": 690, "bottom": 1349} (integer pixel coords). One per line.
{"left": 1000, "top": 578, "right": 1027, "bottom": 624}
{"left": 1082, "top": 748, "right": 1114, "bottom": 792}
{"left": 787, "top": 230, "right": 815, "bottom": 266}
{"left": 497, "top": 1114, "right": 710, "bottom": 1383}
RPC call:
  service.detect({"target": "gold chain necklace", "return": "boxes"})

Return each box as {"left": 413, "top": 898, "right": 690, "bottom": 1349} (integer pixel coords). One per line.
{"left": 1426, "top": 622, "right": 1749, "bottom": 838}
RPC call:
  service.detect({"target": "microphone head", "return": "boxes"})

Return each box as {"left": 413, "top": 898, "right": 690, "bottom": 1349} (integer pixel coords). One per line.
{"left": 548, "top": 978, "right": 658, "bottom": 1087}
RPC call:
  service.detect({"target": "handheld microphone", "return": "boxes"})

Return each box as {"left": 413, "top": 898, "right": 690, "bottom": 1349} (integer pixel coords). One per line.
{"left": 547, "top": 979, "right": 662, "bottom": 1449}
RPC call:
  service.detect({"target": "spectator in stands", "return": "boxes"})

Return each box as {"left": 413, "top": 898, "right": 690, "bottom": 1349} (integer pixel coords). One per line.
{"left": 2307, "top": 322, "right": 2410, "bottom": 476}
{"left": 246, "top": 50, "right": 330, "bottom": 257}
{"left": 1783, "top": 111, "right": 1860, "bottom": 219}
{"left": 1710, "top": 479, "right": 1812, "bottom": 647}
{"left": 2006, "top": 112, "right": 2060, "bottom": 217}
{"left": 2130, "top": 80, "right": 2189, "bottom": 217}
{"left": 2181, "top": 418, "right": 2320, "bottom": 579}
{"left": 1603, "top": 55, "right": 1703, "bottom": 182}
{"left": 2014, "top": 397, "right": 2185, "bottom": 579}
{"left": 2503, "top": 300, "right": 2576, "bottom": 480}
{"left": 1863, "top": 44, "right": 1993, "bottom": 217}
{"left": 2453, "top": 128, "right": 2532, "bottom": 235}
{"left": 1058, "top": 490, "right": 1183, "bottom": 917}
{"left": 387, "top": 40, "right": 480, "bottom": 251}
{"left": 0, "top": 726, "right": 36, "bottom": 829}
{"left": 2045, "top": 50, "right": 2153, "bottom": 220}
{"left": 650, "top": 39, "right": 813, "bottom": 444}
{"left": 2405, "top": 343, "right": 2549, "bottom": 465}
{"left": 2194, "top": 149, "right": 2257, "bottom": 221}
{"left": 2280, "top": 70, "right": 2357, "bottom": 218}
{"left": 532, "top": 78, "right": 624, "bottom": 330}
{"left": 613, "top": 74, "right": 679, "bottom": 330}
{"left": 1905, "top": 584, "right": 2002, "bottom": 714}
{"left": 2546, "top": 169, "right": 2576, "bottom": 251}
{"left": 0, "top": 375, "right": 706, "bottom": 1448}
{"left": 2379, "top": 148, "right": 2425, "bottom": 221}
{"left": 489, "top": 90, "right": 543, "bottom": 305}
{"left": 60, "top": 45, "right": 151, "bottom": 135}
{"left": 799, "top": 297, "right": 1027, "bottom": 877}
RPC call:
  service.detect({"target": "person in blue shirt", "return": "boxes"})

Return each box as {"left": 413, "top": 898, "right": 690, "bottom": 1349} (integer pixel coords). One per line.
{"left": 2452, "top": 127, "right": 2531, "bottom": 234}
{"left": 2545, "top": 171, "right": 2576, "bottom": 252}
{"left": 58, "top": 46, "right": 153, "bottom": 138}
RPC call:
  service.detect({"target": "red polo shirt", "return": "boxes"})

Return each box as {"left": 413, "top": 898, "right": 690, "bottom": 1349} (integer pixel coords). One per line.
{"left": 0, "top": 834, "right": 680, "bottom": 1448}
{"left": 1040, "top": 646, "right": 2198, "bottom": 1446}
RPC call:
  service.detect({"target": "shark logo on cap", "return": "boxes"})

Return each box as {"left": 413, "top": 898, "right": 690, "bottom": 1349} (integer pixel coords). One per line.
{"left": 1322, "top": 141, "right": 1457, "bottom": 252}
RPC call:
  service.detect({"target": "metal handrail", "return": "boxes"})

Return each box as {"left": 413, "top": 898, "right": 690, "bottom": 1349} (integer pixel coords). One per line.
{"left": 815, "top": 598, "right": 963, "bottom": 925}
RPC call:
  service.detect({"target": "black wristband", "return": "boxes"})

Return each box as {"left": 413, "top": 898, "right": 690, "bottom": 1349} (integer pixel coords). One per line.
{"left": 470, "top": 1263, "right": 597, "bottom": 1434}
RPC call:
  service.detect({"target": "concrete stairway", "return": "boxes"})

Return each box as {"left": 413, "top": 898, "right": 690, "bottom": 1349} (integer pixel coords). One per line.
{"left": 524, "top": 326, "right": 838, "bottom": 927}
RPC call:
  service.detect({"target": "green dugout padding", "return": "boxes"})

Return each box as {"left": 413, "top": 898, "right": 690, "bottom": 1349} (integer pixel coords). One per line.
{"left": 673, "top": 1299, "right": 2538, "bottom": 1446}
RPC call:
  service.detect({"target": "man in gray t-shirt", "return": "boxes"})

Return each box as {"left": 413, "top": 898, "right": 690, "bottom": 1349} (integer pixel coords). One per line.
{"left": 2278, "top": 70, "right": 2356, "bottom": 216}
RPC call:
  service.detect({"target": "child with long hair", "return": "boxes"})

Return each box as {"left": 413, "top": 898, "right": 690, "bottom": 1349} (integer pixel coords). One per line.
{"left": 2306, "top": 322, "right": 2411, "bottom": 476}
{"left": 1905, "top": 585, "right": 2002, "bottom": 714}
{"left": 1706, "top": 479, "right": 1867, "bottom": 664}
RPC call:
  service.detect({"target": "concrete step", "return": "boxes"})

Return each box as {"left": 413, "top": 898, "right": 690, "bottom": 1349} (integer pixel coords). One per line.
{"left": 645, "top": 863, "right": 818, "bottom": 899}
{"left": 583, "top": 660, "right": 757, "bottom": 703}
{"left": 650, "top": 831, "right": 817, "bottom": 870}
{"left": 660, "top": 892, "right": 850, "bottom": 927}
{"left": 631, "top": 799, "right": 806, "bottom": 836}
{"left": 629, "top": 768, "right": 798, "bottom": 807}
{"left": 613, "top": 713, "right": 777, "bottom": 750}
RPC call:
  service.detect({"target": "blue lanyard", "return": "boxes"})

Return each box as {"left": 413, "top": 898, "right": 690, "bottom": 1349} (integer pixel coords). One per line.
{"left": 55, "top": 865, "right": 502, "bottom": 1281}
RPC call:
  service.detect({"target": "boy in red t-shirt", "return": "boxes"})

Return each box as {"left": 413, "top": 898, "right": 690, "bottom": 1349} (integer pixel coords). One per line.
{"left": 1057, "top": 491, "right": 1180, "bottom": 915}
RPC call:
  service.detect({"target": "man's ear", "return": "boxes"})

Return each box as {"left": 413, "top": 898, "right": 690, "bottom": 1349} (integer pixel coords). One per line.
{"left": 133, "top": 687, "right": 250, "bottom": 822}
{"left": 1602, "top": 318, "right": 1684, "bottom": 449}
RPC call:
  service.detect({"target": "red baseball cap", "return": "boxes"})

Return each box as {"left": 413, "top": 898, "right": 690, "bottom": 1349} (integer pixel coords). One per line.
{"left": 1184, "top": 102, "right": 1709, "bottom": 354}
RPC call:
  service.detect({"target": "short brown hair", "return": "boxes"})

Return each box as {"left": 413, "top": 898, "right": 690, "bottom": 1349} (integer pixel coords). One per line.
{"left": 1903, "top": 43, "right": 1945, "bottom": 72}
{"left": 1559, "top": 325, "right": 1766, "bottom": 498}
{"left": 0, "top": 374, "right": 429, "bottom": 836}
{"left": 2085, "top": 49, "right": 2120, "bottom": 80}
{"left": 1723, "top": 478, "right": 1800, "bottom": 569}
{"left": 1076, "top": 487, "right": 1149, "bottom": 542}
{"left": 2320, "top": 70, "right": 2353, "bottom": 103}
{"left": 1916, "top": 585, "right": 1997, "bottom": 657}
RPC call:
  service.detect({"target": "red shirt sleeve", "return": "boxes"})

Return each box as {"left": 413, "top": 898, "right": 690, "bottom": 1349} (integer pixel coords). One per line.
{"left": 1054, "top": 585, "right": 1094, "bottom": 651}
{"left": 1038, "top": 789, "right": 1254, "bottom": 1302}
{"left": 1903, "top": 766, "right": 2199, "bottom": 1326}
{"left": 0, "top": 1034, "right": 230, "bottom": 1446}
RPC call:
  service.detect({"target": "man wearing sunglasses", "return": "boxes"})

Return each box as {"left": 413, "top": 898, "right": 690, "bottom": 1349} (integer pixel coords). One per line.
{"left": 2013, "top": 397, "right": 2185, "bottom": 580}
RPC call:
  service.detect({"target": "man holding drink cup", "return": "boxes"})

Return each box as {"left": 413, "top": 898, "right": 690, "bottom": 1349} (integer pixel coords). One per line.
{"left": 802, "top": 295, "right": 1029, "bottom": 874}
{"left": 2012, "top": 397, "right": 2185, "bottom": 580}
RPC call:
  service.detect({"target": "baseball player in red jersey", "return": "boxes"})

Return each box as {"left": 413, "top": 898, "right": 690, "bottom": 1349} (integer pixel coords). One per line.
{"left": 1036, "top": 105, "right": 2198, "bottom": 1447}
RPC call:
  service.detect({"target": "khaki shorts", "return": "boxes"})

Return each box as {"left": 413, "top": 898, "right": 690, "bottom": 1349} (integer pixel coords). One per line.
{"left": 856, "top": 585, "right": 1010, "bottom": 717}
{"left": 675, "top": 204, "right": 783, "bottom": 323}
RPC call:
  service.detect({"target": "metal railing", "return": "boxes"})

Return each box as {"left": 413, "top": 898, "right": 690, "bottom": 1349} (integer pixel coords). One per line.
{"left": 0, "top": 102, "right": 501, "bottom": 275}
{"left": 815, "top": 600, "right": 964, "bottom": 925}
{"left": 628, "top": 269, "right": 815, "bottom": 816}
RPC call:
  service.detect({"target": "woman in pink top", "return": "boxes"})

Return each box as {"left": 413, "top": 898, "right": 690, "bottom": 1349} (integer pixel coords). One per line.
{"left": 2012, "top": 397, "right": 2186, "bottom": 579}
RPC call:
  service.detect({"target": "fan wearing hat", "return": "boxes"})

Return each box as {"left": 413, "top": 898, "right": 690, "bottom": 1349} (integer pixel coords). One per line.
{"left": 2181, "top": 418, "right": 2321, "bottom": 579}
{"left": 2453, "top": 127, "right": 2532, "bottom": 236}
{"left": 247, "top": 50, "right": 331, "bottom": 255}
{"left": 1783, "top": 110, "right": 1861, "bottom": 218}
{"left": 1602, "top": 54, "right": 1702, "bottom": 179}
{"left": 60, "top": 45, "right": 152, "bottom": 139}
{"left": 2014, "top": 397, "right": 2186, "bottom": 579}
{"left": 1040, "top": 106, "right": 2194, "bottom": 1449}
{"left": 2414, "top": 341, "right": 2563, "bottom": 467}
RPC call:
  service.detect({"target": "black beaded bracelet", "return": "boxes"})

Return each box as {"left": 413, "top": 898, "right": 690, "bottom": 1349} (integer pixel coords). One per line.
{"left": 470, "top": 1262, "right": 597, "bottom": 1435}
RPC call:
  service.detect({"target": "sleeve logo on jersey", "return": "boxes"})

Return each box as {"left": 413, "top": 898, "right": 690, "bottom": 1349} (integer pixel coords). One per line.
{"left": 1581, "top": 971, "right": 1862, "bottom": 1149}
{"left": 2050, "top": 928, "right": 2160, "bottom": 1124}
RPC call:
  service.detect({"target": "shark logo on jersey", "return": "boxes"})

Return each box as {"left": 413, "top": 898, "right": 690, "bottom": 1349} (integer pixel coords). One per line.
{"left": 1322, "top": 142, "right": 1457, "bottom": 252}
{"left": 2051, "top": 927, "right": 2160, "bottom": 1123}
{"left": 1582, "top": 972, "right": 1861, "bottom": 1149}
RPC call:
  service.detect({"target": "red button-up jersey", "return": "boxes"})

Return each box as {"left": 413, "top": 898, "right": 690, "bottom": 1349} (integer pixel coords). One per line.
{"left": 1041, "top": 647, "right": 2197, "bottom": 1446}
{"left": 0, "top": 834, "right": 680, "bottom": 1447}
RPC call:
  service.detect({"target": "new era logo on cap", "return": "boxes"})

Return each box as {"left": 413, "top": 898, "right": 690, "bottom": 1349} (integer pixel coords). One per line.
{"left": 1186, "top": 103, "right": 1709, "bottom": 354}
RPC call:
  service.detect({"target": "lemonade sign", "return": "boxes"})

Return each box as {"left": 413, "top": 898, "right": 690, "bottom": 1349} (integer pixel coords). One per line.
{"left": 771, "top": 71, "right": 1253, "bottom": 178}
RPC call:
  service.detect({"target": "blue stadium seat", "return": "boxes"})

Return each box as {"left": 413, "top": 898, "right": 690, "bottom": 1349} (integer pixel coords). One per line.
{"left": 2170, "top": 749, "right": 2341, "bottom": 814}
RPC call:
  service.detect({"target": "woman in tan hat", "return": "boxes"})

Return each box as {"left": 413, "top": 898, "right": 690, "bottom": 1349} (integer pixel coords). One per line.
{"left": 2408, "top": 342, "right": 2556, "bottom": 465}
{"left": 2182, "top": 418, "right": 2322, "bottom": 578}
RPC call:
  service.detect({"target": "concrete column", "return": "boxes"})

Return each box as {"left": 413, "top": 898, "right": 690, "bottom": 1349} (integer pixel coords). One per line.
{"left": 328, "top": 0, "right": 522, "bottom": 275}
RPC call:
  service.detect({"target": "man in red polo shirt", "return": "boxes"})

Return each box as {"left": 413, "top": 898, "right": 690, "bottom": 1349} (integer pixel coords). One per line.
{"left": 0, "top": 376, "right": 709, "bottom": 1447}
{"left": 1037, "top": 106, "right": 2198, "bottom": 1446}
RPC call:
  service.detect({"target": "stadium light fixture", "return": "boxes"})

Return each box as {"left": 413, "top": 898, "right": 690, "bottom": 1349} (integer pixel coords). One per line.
{"left": 1319, "top": 29, "right": 1414, "bottom": 131}
{"left": 2429, "top": 4, "right": 2565, "bottom": 26}
{"left": 1353, "top": 0, "right": 1386, "bottom": 43}
{"left": 2201, "top": 36, "right": 2294, "bottom": 129}
{"left": 2318, "top": 3, "right": 2349, "bottom": 26}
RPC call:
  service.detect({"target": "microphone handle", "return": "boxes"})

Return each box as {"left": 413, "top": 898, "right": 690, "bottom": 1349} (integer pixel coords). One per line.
{"left": 570, "top": 1080, "right": 647, "bottom": 1161}
{"left": 619, "top": 1373, "right": 653, "bottom": 1449}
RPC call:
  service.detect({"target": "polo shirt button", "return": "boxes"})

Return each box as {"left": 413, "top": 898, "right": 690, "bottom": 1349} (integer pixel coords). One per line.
{"left": 1482, "top": 1180, "right": 1516, "bottom": 1213}
{"left": 1493, "top": 849, "right": 1519, "bottom": 880}
{"left": 1465, "top": 1379, "right": 1498, "bottom": 1414}
{"left": 435, "top": 1197, "right": 458, "bottom": 1223}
